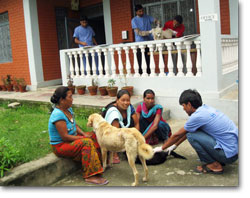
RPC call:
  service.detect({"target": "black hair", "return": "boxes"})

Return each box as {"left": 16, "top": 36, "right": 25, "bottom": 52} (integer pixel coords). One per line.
{"left": 80, "top": 15, "right": 88, "bottom": 22}
{"left": 179, "top": 89, "right": 202, "bottom": 109}
{"left": 50, "top": 86, "right": 70, "bottom": 105}
{"left": 174, "top": 15, "right": 183, "bottom": 24}
{"left": 135, "top": 4, "right": 143, "bottom": 12}
{"left": 101, "top": 89, "right": 131, "bottom": 117}
{"left": 143, "top": 89, "right": 155, "bottom": 98}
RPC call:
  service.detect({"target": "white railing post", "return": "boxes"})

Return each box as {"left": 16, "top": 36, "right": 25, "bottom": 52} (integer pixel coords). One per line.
{"left": 131, "top": 45, "right": 140, "bottom": 77}
{"left": 148, "top": 44, "right": 156, "bottom": 77}
{"left": 67, "top": 52, "right": 74, "bottom": 77}
{"left": 175, "top": 41, "right": 184, "bottom": 77}
{"left": 165, "top": 42, "right": 174, "bottom": 77}
{"left": 109, "top": 47, "right": 117, "bottom": 78}
{"left": 102, "top": 48, "right": 110, "bottom": 78}
{"left": 139, "top": 44, "right": 148, "bottom": 77}
{"left": 72, "top": 51, "right": 79, "bottom": 77}
{"left": 78, "top": 49, "right": 85, "bottom": 77}
{"left": 194, "top": 40, "right": 202, "bottom": 76}
{"left": 90, "top": 49, "right": 97, "bottom": 77}
{"left": 116, "top": 47, "right": 123, "bottom": 77}
{"left": 96, "top": 48, "right": 103, "bottom": 78}
{"left": 184, "top": 41, "right": 194, "bottom": 77}
{"left": 124, "top": 46, "right": 132, "bottom": 77}
{"left": 156, "top": 43, "right": 165, "bottom": 77}
{"left": 84, "top": 50, "right": 91, "bottom": 77}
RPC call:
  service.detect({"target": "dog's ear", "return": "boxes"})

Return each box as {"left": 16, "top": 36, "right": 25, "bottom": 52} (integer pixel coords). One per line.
{"left": 86, "top": 114, "right": 93, "bottom": 127}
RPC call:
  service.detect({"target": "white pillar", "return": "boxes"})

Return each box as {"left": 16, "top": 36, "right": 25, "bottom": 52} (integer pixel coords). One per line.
{"left": 165, "top": 43, "right": 174, "bottom": 77}
{"left": 96, "top": 48, "right": 103, "bottom": 78}
{"left": 195, "top": 41, "right": 202, "bottom": 76}
{"left": 109, "top": 48, "right": 117, "bottom": 78}
{"left": 124, "top": 46, "right": 132, "bottom": 77}
{"left": 102, "top": 48, "right": 110, "bottom": 77}
{"left": 148, "top": 44, "right": 156, "bottom": 77}
{"left": 156, "top": 43, "right": 165, "bottom": 77}
{"left": 73, "top": 51, "right": 80, "bottom": 77}
{"left": 175, "top": 42, "right": 184, "bottom": 77}
{"left": 131, "top": 46, "right": 140, "bottom": 77}
{"left": 198, "top": 0, "right": 222, "bottom": 91}
{"left": 139, "top": 45, "right": 148, "bottom": 77}
{"left": 184, "top": 41, "right": 194, "bottom": 77}
{"left": 116, "top": 47, "right": 123, "bottom": 77}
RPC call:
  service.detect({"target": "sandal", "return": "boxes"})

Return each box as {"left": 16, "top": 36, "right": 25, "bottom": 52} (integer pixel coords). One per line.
{"left": 85, "top": 177, "right": 109, "bottom": 185}
{"left": 195, "top": 164, "right": 223, "bottom": 174}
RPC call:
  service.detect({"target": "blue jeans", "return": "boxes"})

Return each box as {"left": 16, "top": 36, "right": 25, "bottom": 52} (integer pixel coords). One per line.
{"left": 83, "top": 52, "right": 99, "bottom": 75}
{"left": 186, "top": 131, "right": 238, "bottom": 164}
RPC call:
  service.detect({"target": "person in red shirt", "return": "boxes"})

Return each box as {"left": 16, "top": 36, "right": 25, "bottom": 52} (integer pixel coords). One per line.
{"left": 162, "top": 15, "right": 185, "bottom": 38}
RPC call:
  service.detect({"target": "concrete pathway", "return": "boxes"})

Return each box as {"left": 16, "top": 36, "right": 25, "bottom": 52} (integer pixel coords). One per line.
{"left": 53, "top": 119, "right": 238, "bottom": 187}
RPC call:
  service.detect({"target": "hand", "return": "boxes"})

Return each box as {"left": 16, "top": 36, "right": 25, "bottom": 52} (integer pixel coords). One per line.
{"left": 83, "top": 132, "right": 93, "bottom": 138}
{"left": 153, "top": 146, "right": 163, "bottom": 153}
{"left": 148, "top": 30, "right": 153, "bottom": 34}
{"left": 164, "top": 144, "right": 177, "bottom": 155}
{"left": 172, "top": 31, "right": 177, "bottom": 35}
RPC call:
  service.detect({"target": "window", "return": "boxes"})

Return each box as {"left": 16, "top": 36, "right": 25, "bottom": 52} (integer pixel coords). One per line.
{"left": 133, "top": 0, "right": 197, "bottom": 35}
{"left": 0, "top": 12, "right": 12, "bottom": 63}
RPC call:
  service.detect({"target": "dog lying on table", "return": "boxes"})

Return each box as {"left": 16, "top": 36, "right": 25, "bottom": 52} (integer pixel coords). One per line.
{"left": 151, "top": 27, "right": 174, "bottom": 40}
{"left": 87, "top": 113, "right": 154, "bottom": 186}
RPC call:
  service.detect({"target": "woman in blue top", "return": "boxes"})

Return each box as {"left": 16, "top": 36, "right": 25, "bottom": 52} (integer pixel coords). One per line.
{"left": 102, "top": 89, "right": 139, "bottom": 163}
{"left": 48, "top": 86, "right": 108, "bottom": 185}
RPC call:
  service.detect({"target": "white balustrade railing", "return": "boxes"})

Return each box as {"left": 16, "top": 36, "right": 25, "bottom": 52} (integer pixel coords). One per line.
{"left": 61, "top": 37, "right": 202, "bottom": 83}
{"left": 221, "top": 37, "right": 238, "bottom": 74}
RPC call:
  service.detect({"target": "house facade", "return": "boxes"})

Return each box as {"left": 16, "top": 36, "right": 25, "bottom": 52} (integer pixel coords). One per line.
{"left": 0, "top": 0, "right": 238, "bottom": 121}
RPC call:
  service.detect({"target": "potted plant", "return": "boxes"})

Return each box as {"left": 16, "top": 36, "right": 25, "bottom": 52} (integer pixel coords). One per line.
{"left": 87, "top": 78, "right": 98, "bottom": 95}
{"left": 120, "top": 68, "right": 133, "bottom": 96}
{"left": 5, "top": 75, "right": 14, "bottom": 91}
{"left": 18, "top": 78, "right": 27, "bottom": 92}
{"left": 13, "top": 78, "right": 19, "bottom": 92}
{"left": 1, "top": 76, "right": 7, "bottom": 91}
{"left": 99, "top": 86, "right": 108, "bottom": 96}
{"left": 67, "top": 75, "right": 75, "bottom": 94}
{"left": 106, "top": 79, "right": 118, "bottom": 97}
{"left": 76, "top": 85, "right": 86, "bottom": 95}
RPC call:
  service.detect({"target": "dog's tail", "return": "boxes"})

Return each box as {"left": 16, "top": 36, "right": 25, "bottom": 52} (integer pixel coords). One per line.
{"left": 138, "top": 143, "right": 154, "bottom": 160}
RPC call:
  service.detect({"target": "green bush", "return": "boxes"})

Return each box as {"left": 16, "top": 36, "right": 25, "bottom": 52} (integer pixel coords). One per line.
{"left": 0, "top": 137, "right": 20, "bottom": 177}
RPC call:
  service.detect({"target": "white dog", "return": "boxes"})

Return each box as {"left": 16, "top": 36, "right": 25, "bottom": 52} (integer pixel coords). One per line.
{"left": 87, "top": 113, "right": 154, "bottom": 186}
{"left": 151, "top": 27, "right": 174, "bottom": 40}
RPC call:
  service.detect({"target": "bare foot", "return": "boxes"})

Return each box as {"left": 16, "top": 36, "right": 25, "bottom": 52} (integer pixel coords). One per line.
{"left": 85, "top": 175, "right": 109, "bottom": 185}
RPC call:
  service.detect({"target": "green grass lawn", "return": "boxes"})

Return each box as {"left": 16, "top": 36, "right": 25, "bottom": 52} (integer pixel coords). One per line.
{"left": 0, "top": 100, "right": 100, "bottom": 177}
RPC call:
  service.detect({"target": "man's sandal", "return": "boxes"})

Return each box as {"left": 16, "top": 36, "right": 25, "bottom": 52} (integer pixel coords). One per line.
{"left": 195, "top": 164, "right": 224, "bottom": 174}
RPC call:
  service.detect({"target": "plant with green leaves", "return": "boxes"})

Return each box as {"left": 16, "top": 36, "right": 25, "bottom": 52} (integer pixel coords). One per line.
{"left": 0, "top": 137, "right": 20, "bottom": 177}
{"left": 107, "top": 79, "right": 116, "bottom": 88}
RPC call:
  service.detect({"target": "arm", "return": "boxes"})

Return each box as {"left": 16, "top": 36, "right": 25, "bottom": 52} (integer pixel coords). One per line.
{"left": 55, "top": 121, "right": 83, "bottom": 142}
{"left": 144, "top": 113, "right": 161, "bottom": 139}
{"left": 162, "top": 127, "right": 187, "bottom": 150}
{"left": 176, "top": 25, "right": 185, "bottom": 38}
{"left": 132, "top": 113, "right": 140, "bottom": 131}
{"left": 74, "top": 37, "right": 88, "bottom": 46}
{"left": 92, "top": 37, "right": 98, "bottom": 45}
{"left": 134, "top": 28, "right": 151, "bottom": 36}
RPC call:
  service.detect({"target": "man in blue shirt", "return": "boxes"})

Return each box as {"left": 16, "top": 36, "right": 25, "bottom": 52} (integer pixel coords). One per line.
{"left": 153, "top": 89, "right": 238, "bottom": 174}
{"left": 73, "top": 15, "right": 98, "bottom": 75}
{"left": 131, "top": 5, "right": 158, "bottom": 75}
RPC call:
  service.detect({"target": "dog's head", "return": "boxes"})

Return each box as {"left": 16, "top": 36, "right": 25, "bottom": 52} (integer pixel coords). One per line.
{"left": 151, "top": 27, "right": 162, "bottom": 40}
{"left": 87, "top": 113, "right": 104, "bottom": 129}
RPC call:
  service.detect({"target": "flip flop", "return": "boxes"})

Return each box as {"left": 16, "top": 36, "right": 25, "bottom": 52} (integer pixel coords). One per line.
{"left": 195, "top": 164, "right": 224, "bottom": 174}
{"left": 85, "top": 178, "right": 109, "bottom": 185}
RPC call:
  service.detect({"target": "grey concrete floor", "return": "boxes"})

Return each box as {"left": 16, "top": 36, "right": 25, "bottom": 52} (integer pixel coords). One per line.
{"left": 52, "top": 120, "right": 239, "bottom": 187}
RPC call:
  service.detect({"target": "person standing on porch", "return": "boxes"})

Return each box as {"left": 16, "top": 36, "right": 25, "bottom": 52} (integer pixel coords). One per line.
{"left": 73, "top": 15, "right": 99, "bottom": 75}
{"left": 162, "top": 15, "right": 185, "bottom": 38}
{"left": 131, "top": 4, "right": 159, "bottom": 75}
{"left": 153, "top": 89, "right": 238, "bottom": 174}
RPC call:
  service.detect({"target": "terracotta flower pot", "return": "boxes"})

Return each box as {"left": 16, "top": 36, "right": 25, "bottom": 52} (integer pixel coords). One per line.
{"left": 106, "top": 86, "right": 118, "bottom": 97}
{"left": 18, "top": 85, "right": 27, "bottom": 92}
{"left": 99, "top": 86, "right": 108, "bottom": 96}
{"left": 14, "top": 85, "right": 19, "bottom": 92}
{"left": 88, "top": 86, "right": 98, "bottom": 95}
{"left": 122, "top": 86, "right": 134, "bottom": 96}
{"left": 77, "top": 86, "right": 86, "bottom": 95}
{"left": 6, "top": 84, "right": 14, "bottom": 91}
{"left": 68, "top": 86, "right": 75, "bottom": 94}
{"left": 1, "top": 85, "right": 7, "bottom": 91}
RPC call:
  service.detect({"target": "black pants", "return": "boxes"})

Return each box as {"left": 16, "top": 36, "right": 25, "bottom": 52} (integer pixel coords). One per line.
{"left": 137, "top": 47, "right": 150, "bottom": 75}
